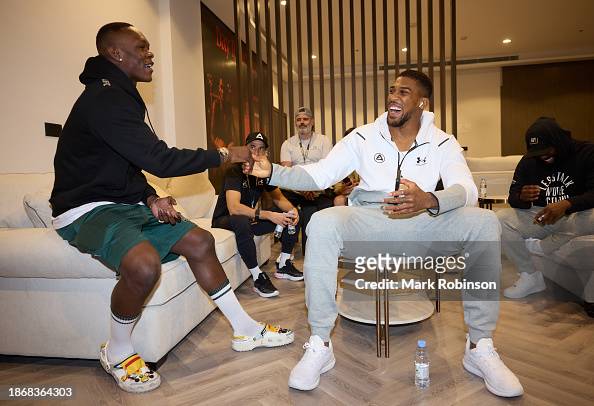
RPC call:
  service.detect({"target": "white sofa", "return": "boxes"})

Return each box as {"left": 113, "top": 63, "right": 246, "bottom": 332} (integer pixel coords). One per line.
{"left": 466, "top": 155, "right": 594, "bottom": 308}
{"left": 0, "top": 171, "right": 272, "bottom": 362}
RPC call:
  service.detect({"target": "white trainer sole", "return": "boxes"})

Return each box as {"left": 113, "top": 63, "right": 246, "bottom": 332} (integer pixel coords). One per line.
{"left": 253, "top": 287, "right": 280, "bottom": 298}
{"left": 463, "top": 356, "right": 523, "bottom": 397}
{"left": 274, "top": 272, "right": 304, "bottom": 281}
{"left": 232, "top": 331, "right": 295, "bottom": 352}
{"left": 288, "top": 358, "right": 336, "bottom": 391}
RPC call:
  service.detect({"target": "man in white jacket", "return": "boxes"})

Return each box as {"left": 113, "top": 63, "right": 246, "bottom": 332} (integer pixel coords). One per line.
{"left": 250, "top": 70, "right": 523, "bottom": 398}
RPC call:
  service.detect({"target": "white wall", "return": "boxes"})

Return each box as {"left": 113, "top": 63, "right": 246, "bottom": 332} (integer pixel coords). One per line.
{"left": 0, "top": 0, "right": 209, "bottom": 173}
{"left": 286, "top": 66, "right": 502, "bottom": 157}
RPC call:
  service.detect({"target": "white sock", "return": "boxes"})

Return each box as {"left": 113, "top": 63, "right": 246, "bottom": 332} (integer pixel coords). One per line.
{"left": 209, "top": 281, "right": 262, "bottom": 337}
{"left": 278, "top": 252, "right": 292, "bottom": 267}
{"left": 525, "top": 238, "right": 544, "bottom": 256}
{"left": 248, "top": 266, "right": 263, "bottom": 281}
{"left": 107, "top": 311, "right": 138, "bottom": 364}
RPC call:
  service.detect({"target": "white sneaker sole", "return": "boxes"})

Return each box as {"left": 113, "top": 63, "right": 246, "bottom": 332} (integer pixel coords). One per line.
{"left": 274, "top": 272, "right": 304, "bottom": 281}
{"left": 232, "top": 331, "right": 295, "bottom": 352}
{"left": 503, "top": 283, "right": 546, "bottom": 299}
{"left": 463, "top": 356, "right": 523, "bottom": 397}
{"left": 288, "top": 357, "right": 336, "bottom": 391}
{"left": 253, "top": 287, "right": 280, "bottom": 298}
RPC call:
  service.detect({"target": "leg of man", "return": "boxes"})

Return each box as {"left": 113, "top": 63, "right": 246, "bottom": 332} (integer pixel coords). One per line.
{"left": 213, "top": 215, "right": 280, "bottom": 297}
{"left": 170, "top": 227, "right": 294, "bottom": 351}
{"left": 539, "top": 208, "right": 594, "bottom": 254}
{"left": 289, "top": 206, "right": 522, "bottom": 396}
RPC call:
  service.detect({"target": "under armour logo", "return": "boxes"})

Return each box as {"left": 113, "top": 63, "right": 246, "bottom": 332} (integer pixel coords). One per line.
{"left": 257, "top": 179, "right": 264, "bottom": 186}
{"left": 242, "top": 180, "right": 248, "bottom": 188}
{"left": 416, "top": 157, "right": 427, "bottom": 165}
{"left": 374, "top": 153, "right": 385, "bottom": 163}
{"left": 101, "top": 79, "right": 111, "bottom": 87}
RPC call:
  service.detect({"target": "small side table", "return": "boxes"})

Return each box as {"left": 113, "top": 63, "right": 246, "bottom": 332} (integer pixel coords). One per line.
{"left": 478, "top": 196, "right": 508, "bottom": 210}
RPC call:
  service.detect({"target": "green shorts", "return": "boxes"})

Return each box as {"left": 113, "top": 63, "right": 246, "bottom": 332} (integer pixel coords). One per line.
{"left": 56, "top": 204, "right": 196, "bottom": 272}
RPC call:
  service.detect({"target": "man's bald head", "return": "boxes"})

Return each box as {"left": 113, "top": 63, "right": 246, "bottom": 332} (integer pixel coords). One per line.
{"left": 96, "top": 22, "right": 133, "bottom": 55}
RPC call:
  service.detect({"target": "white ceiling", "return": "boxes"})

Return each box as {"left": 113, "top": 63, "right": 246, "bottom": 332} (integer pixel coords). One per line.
{"left": 202, "top": 0, "right": 594, "bottom": 71}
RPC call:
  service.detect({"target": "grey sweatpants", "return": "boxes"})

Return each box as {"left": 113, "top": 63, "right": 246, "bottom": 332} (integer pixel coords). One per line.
{"left": 303, "top": 205, "right": 501, "bottom": 343}
{"left": 498, "top": 207, "right": 594, "bottom": 274}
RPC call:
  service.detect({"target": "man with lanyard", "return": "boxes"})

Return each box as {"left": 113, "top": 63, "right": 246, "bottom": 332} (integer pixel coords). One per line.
{"left": 249, "top": 70, "right": 524, "bottom": 397}
{"left": 280, "top": 107, "right": 334, "bottom": 251}
{"left": 212, "top": 132, "right": 303, "bottom": 298}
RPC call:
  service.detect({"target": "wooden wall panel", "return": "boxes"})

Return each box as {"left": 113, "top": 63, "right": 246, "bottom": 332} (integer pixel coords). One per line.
{"left": 501, "top": 59, "right": 594, "bottom": 156}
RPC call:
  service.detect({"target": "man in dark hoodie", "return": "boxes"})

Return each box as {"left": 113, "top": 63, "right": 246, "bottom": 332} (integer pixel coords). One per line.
{"left": 50, "top": 22, "right": 294, "bottom": 393}
{"left": 497, "top": 117, "right": 594, "bottom": 300}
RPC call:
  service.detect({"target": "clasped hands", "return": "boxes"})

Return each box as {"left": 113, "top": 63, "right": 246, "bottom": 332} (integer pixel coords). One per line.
{"left": 149, "top": 196, "right": 183, "bottom": 224}
{"left": 382, "top": 179, "right": 438, "bottom": 217}
{"left": 519, "top": 184, "right": 570, "bottom": 225}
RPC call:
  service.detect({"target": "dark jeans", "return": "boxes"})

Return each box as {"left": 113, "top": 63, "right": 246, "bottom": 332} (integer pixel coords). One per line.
{"left": 212, "top": 207, "right": 299, "bottom": 269}
{"left": 281, "top": 190, "right": 334, "bottom": 252}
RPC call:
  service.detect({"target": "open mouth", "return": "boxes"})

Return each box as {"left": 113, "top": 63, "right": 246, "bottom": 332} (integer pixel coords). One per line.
{"left": 144, "top": 62, "right": 154, "bottom": 71}
{"left": 388, "top": 104, "right": 402, "bottom": 117}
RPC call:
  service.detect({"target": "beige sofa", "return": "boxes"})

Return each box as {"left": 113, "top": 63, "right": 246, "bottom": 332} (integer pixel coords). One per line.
{"left": 0, "top": 171, "right": 272, "bottom": 362}
{"left": 466, "top": 155, "right": 594, "bottom": 309}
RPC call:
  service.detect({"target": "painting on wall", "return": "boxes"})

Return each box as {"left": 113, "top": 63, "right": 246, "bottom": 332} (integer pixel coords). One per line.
{"left": 201, "top": 3, "right": 270, "bottom": 193}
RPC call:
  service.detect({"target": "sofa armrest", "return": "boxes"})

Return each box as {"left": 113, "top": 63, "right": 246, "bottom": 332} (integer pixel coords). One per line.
{"left": 204, "top": 195, "right": 218, "bottom": 219}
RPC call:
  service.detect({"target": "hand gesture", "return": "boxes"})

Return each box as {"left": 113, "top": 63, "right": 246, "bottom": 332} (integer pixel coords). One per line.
{"left": 382, "top": 179, "right": 437, "bottom": 216}
{"left": 227, "top": 146, "right": 253, "bottom": 165}
{"left": 245, "top": 152, "right": 272, "bottom": 178}
{"left": 340, "top": 180, "right": 359, "bottom": 197}
{"left": 534, "top": 200, "right": 571, "bottom": 225}
{"left": 150, "top": 196, "right": 182, "bottom": 224}
{"left": 519, "top": 185, "right": 541, "bottom": 202}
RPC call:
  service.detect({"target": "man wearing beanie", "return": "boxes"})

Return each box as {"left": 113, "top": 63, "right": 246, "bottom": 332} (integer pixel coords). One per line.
{"left": 498, "top": 117, "right": 594, "bottom": 300}
{"left": 212, "top": 132, "right": 303, "bottom": 298}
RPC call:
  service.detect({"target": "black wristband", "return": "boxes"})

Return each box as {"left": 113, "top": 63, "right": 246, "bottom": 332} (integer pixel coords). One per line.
{"left": 264, "top": 164, "right": 274, "bottom": 185}
{"left": 254, "top": 207, "right": 261, "bottom": 221}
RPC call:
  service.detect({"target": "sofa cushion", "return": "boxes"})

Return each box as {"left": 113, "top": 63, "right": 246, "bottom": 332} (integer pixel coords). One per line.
{"left": 23, "top": 187, "right": 53, "bottom": 228}
{"left": 0, "top": 173, "right": 54, "bottom": 228}
{"left": 167, "top": 173, "right": 215, "bottom": 219}
{"left": 192, "top": 218, "right": 238, "bottom": 263}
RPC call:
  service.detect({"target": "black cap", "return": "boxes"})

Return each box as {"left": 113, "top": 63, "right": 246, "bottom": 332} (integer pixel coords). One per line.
{"left": 245, "top": 131, "right": 269, "bottom": 148}
{"left": 524, "top": 117, "right": 569, "bottom": 158}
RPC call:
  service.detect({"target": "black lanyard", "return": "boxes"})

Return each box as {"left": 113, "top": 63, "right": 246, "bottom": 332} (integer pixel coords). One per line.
{"left": 299, "top": 134, "right": 313, "bottom": 163}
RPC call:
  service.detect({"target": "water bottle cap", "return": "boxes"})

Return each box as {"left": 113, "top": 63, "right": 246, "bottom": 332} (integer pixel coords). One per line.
{"left": 417, "top": 339, "right": 426, "bottom": 348}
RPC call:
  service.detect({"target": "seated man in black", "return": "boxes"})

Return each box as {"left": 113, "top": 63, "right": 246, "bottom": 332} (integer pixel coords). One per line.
{"left": 212, "top": 132, "right": 303, "bottom": 298}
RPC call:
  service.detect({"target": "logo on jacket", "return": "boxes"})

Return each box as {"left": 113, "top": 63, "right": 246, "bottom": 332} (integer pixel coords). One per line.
{"left": 242, "top": 180, "right": 248, "bottom": 188}
{"left": 374, "top": 153, "right": 385, "bottom": 163}
{"left": 416, "top": 157, "right": 427, "bottom": 165}
{"left": 101, "top": 79, "right": 111, "bottom": 87}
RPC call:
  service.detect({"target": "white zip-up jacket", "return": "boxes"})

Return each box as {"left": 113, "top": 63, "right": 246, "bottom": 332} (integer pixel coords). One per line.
{"left": 270, "top": 111, "right": 478, "bottom": 214}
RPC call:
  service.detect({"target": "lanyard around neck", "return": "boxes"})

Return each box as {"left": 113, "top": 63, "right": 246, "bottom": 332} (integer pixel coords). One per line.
{"left": 299, "top": 134, "right": 314, "bottom": 163}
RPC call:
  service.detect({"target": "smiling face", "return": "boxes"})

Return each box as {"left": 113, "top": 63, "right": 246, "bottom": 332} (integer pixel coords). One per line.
{"left": 538, "top": 147, "right": 557, "bottom": 164}
{"left": 386, "top": 76, "right": 425, "bottom": 128}
{"left": 295, "top": 113, "right": 314, "bottom": 137}
{"left": 111, "top": 27, "right": 154, "bottom": 83}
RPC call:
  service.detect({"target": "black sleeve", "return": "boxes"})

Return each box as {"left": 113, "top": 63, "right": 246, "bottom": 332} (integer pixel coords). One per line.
{"left": 567, "top": 147, "right": 594, "bottom": 213}
{"left": 141, "top": 183, "right": 158, "bottom": 206}
{"left": 508, "top": 158, "right": 532, "bottom": 209}
{"left": 223, "top": 165, "right": 244, "bottom": 193}
{"left": 90, "top": 91, "right": 222, "bottom": 178}
{"left": 265, "top": 184, "right": 278, "bottom": 193}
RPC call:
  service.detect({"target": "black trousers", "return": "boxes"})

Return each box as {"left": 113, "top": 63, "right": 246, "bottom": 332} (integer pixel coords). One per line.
{"left": 212, "top": 207, "right": 299, "bottom": 269}
{"left": 281, "top": 190, "right": 334, "bottom": 252}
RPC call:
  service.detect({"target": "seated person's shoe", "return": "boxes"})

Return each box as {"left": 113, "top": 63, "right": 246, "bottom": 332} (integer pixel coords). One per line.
{"left": 232, "top": 323, "right": 294, "bottom": 351}
{"left": 288, "top": 335, "right": 335, "bottom": 391}
{"left": 462, "top": 336, "right": 523, "bottom": 397}
{"left": 275, "top": 260, "right": 304, "bottom": 281}
{"left": 99, "top": 342, "right": 161, "bottom": 393}
{"left": 253, "top": 272, "right": 279, "bottom": 298}
{"left": 503, "top": 271, "right": 546, "bottom": 299}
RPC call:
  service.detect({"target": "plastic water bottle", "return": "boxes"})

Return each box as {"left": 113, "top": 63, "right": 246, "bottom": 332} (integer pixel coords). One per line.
{"left": 287, "top": 224, "right": 296, "bottom": 235}
{"left": 274, "top": 224, "right": 284, "bottom": 239}
{"left": 414, "top": 339, "right": 430, "bottom": 389}
{"left": 479, "top": 178, "right": 487, "bottom": 198}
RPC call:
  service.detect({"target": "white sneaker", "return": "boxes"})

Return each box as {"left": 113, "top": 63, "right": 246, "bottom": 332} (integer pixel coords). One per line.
{"left": 503, "top": 271, "right": 546, "bottom": 299}
{"left": 231, "top": 323, "right": 294, "bottom": 352}
{"left": 288, "top": 335, "right": 336, "bottom": 391}
{"left": 525, "top": 238, "right": 544, "bottom": 256}
{"left": 463, "top": 336, "right": 523, "bottom": 397}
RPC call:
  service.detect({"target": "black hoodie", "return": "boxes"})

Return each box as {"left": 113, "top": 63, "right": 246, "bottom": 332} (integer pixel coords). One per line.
{"left": 508, "top": 118, "right": 594, "bottom": 214}
{"left": 50, "top": 55, "right": 221, "bottom": 217}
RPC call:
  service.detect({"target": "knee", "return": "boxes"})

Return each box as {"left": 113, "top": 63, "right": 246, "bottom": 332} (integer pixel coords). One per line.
{"left": 306, "top": 206, "right": 348, "bottom": 238}
{"left": 184, "top": 228, "right": 216, "bottom": 259}
{"left": 122, "top": 248, "right": 161, "bottom": 295}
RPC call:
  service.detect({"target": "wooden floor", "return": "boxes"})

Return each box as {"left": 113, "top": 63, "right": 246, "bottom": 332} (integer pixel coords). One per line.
{"left": 1, "top": 243, "right": 593, "bottom": 406}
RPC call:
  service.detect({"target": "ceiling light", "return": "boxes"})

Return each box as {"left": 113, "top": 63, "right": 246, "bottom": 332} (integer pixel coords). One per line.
{"left": 280, "top": 0, "right": 287, "bottom": 5}
{"left": 502, "top": 38, "right": 512, "bottom": 44}
{"left": 401, "top": 47, "right": 408, "bottom": 52}
{"left": 311, "top": 54, "right": 317, "bottom": 59}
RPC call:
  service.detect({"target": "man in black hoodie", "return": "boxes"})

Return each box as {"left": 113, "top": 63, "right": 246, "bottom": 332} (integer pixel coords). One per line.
{"left": 497, "top": 117, "right": 594, "bottom": 300}
{"left": 50, "top": 22, "right": 294, "bottom": 393}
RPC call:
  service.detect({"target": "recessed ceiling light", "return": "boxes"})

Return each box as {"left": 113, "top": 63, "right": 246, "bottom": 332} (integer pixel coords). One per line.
{"left": 502, "top": 38, "right": 512, "bottom": 44}
{"left": 311, "top": 54, "right": 317, "bottom": 59}
{"left": 280, "top": 0, "right": 287, "bottom": 5}
{"left": 401, "top": 47, "right": 408, "bottom": 52}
